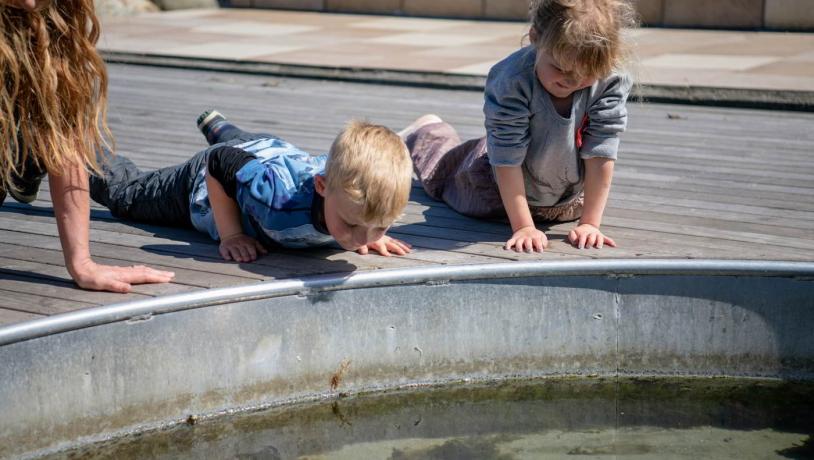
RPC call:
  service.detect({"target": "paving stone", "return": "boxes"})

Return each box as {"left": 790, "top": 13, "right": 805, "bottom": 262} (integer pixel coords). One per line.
{"left": 642, "top": 54, "right": 778, "bottom": 71}
{"left": 94, "top": 8, "right": 814, "bottom": 93}
{"left": 664, "top": 0, "right": 764, "bottom": 28}
{"left": 484, "top": 0, "right": 529, "bottom": 20}
{"left": 325, "top": 0, "right": 400, "bottom": 14}
{"left": 252, "top": 0, "right": 324, "bottom": 10}
{"left": 765, "top": 0, "right": 814, "bottom": 29}
{"left": 403, "top": 0, "right": 482, "bottom": 18}
{"left": 631, "top": 0, "right": 663, "bottom": 25}
{"left": 153, "top": 0, "right": 217, "bottom": 9}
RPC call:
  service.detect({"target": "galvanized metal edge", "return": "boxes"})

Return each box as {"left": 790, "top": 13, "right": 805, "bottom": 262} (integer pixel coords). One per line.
{"left": 101, "top": 51, "right": 814, "bottom": 112}
{"left": 1, "top": 259, "right": 812, "bottom": 347}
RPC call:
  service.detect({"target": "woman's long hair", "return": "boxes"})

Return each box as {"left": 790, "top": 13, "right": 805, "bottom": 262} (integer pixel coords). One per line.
{"left": 0, "top": 0, "right": 112, "bottom": 191}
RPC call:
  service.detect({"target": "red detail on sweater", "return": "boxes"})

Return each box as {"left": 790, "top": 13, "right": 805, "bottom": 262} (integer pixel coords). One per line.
{"left": 576, "top": 114, "right": 589, "bottom": 149}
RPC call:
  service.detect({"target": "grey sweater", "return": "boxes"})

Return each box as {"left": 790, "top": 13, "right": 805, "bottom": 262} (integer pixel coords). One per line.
{"left": 484, "top": 46, "right": 631, "bottom": 207}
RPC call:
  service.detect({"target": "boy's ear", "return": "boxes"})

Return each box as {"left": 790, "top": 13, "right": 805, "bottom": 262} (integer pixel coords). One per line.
{"left": 314, "top": 174, "right": 327, "bottom": 197}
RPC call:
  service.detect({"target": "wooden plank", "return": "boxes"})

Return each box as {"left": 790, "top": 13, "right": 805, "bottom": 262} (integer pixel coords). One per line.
{"left": 1, "top": 62, "right": 813, "bottom": 327}
{"left": 0, "top": 271, "right": 148, "bottom": 306}
{"left": 0, "top": 288, "right": 99, "bottom": 316}
{"left": 0, "top": 243, "right": 258, "bottom": 290}
{"left": 0, "top": 307, "right": 45, "bottom": 327}
{"left": 0, "top": 256, "right": 194, "bottom": 299}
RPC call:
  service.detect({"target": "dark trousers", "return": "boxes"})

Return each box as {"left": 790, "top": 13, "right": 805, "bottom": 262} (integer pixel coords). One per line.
{"left": 89, "top": 122, "right": 264, "bottom": 227}
{"left": 0, "top": 147, "right": 47, "bottom": 207}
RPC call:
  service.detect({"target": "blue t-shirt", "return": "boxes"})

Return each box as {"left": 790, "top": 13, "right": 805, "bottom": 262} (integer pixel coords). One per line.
{"left": 189, "top": 136, "right": 334, "bottom": 249}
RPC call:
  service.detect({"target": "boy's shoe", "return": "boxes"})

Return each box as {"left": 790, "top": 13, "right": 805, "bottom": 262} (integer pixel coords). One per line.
{"left": 197, "top": 109, "right": 228, "bottom": 145}
{"left": 9, "top": 173, "right": 43, "bottom": 204}
{"left": 0, "top": 188, "right": 6, "bottom": 207}
{"left": 197, "top": 109, "right": 225, "bottom": 131}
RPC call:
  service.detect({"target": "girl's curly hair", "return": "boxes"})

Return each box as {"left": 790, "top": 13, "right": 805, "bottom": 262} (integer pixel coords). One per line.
{"left": 1, "top": 0, "right": 112, "bottom": 191}
{"left": 529, "top": 0, "right": 639, "bottom": 80}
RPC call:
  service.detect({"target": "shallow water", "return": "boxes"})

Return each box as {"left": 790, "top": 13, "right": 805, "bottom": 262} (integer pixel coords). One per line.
{"left": 43, "top": 377, "right": 814, "bottom": 459}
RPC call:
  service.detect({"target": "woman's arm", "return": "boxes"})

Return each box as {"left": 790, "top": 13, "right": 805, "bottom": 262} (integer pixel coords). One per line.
{"left": 495, "top": 165, "right": 547, "bottom": 252}
{"left": 49, "top": 162, "right": 175, "bottom": 293}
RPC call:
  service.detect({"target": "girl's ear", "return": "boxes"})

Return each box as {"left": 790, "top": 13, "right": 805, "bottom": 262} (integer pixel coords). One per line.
{"left": 528, "top": 26, "right": 539, "bottom": 45}
{"left": 314, "top": 174, "right": 327, "bottom": 197}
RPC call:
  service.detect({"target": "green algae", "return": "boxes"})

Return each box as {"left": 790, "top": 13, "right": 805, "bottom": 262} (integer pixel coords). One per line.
{"left": 39, "top": 377, "right": 814, "bottom": 459}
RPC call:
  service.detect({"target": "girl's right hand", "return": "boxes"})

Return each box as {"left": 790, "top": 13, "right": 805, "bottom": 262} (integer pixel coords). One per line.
{"left": 219, "top": 233, "right": 268, "bottom": 263}
{"left": 505, "top": 226, "right": 548, "bottom": 253}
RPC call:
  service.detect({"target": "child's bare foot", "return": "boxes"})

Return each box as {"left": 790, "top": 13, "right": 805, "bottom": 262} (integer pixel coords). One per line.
{"left": 397, "top": 114, "right": 443, "bottom": 140}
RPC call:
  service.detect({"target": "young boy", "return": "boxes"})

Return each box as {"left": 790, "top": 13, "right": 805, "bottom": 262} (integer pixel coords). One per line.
{"left": 90, "top": 112, "right": 414, "bottom": 262}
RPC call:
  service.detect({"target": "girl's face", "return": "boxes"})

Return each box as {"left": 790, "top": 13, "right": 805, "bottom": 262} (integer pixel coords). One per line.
{"left": 534, "top": 49, "right": 597, "bottom": 99}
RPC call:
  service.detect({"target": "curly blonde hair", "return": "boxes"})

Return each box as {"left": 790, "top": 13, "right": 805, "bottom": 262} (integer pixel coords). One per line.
{"left": 1, "top": 0, "right": 111, "bottom": 191}
{"left": 529, "top": 0, "right": 638, "bottom": 80}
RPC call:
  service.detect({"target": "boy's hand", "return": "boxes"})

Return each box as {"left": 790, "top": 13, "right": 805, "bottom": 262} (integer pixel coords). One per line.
{"left": 568, "top": 223, "right": 617, "bottom": 249}
{"left": 357, "top": 235, "right": 412, "bottom": 257}
{"left": 506, "top": 226, "right": 548, "bottom": 252}
{"left": 219, "top": 233, "right": 268, "bottom": 262}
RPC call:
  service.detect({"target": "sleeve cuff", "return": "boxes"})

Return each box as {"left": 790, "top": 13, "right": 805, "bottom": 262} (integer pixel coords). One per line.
{"left": 486, "top": 142, "right": 527, "bottom": 166}
{"left": 579, "top": 136, "right": 619, "bottom": 160}
{"left": 235, "top": 159, "right": 265, "bottom": 184}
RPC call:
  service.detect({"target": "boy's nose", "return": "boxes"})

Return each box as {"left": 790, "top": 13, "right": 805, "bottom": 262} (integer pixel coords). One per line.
{"left": 353, "top": 229, "right": 369, "bottom": 246}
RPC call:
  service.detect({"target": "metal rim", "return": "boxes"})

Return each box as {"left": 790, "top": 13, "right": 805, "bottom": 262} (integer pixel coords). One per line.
{"left": 1, "top": 259, "right": 812, "bottom": 347}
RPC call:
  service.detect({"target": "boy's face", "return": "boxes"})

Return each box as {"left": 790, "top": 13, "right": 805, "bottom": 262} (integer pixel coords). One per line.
{"left": 315, "top": 175, "right": 389, "bottom": 251}
{"left": 534, "top": 48, "right": 597, "bottom": 99}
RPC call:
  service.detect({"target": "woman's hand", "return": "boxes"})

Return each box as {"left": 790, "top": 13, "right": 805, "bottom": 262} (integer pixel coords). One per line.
{"left": 219, "top": 233, "right": 267, "bottom": 263}
{"left": 568, "top": 223, "right": 617, "bottom": 249}
{"left": 69, "top": 259, "right": 175, "bottom": 294}
{"left": 50, "top": 162, "right": 176, "bottom": 293}
{"left": 505, "top": 225, "right": 548, "bottom": 252}
{"left": 357, "top": 235, "right": 412, "bottom": 257}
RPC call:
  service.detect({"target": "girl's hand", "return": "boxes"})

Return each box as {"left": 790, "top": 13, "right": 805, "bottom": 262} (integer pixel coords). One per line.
{"left": 568, "top": 224, "right": 617, "bottom": 249}
{"left": 219, "top": 233, "right": 267, "bottom": 262}
{"left": 506, "top": 226, "right": 548, "bottom": 252}
{"left": 357, "top": 235, "right": 412, "bottom": 257}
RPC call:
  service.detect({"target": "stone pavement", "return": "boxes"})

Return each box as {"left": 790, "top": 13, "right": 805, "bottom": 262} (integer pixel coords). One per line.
{"left": 98, "top": 7, "right": 814, "bottom": 99}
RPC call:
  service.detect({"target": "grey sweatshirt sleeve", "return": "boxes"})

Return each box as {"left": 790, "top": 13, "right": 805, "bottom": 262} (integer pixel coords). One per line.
{"left": 580, "top": 73, "right": 633, "bottom": 160}
{"left": 483, "top": 54, "right": 534, "bottom": 167}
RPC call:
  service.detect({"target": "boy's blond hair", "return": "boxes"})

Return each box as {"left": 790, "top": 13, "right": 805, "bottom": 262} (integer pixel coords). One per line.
{"left": 325, "top": 120, "right": 412, "bottom": 226}
{"left": 529, "top": 0, "right": 638, "bottom": 80}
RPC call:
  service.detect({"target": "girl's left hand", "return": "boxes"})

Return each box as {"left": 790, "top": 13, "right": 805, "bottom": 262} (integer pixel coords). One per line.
{"left": 568, "top": 224, "right": 617, "bottom": 249}
{"left": 357, "top": 235, "right": 412, "bottom": 257}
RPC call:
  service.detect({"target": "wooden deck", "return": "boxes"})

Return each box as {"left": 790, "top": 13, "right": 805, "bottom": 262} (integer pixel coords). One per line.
{"left": 1, "top": 64, "right": 813, "bottom": 327}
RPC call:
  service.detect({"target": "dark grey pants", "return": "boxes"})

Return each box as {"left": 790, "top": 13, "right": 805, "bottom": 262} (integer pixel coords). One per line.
{"left": 89, "top": 122, "right": 264, "bottom": 227}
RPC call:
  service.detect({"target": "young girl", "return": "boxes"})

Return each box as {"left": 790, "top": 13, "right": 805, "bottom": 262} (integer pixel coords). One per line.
{"left": 402, "top": 0, "right": 636, "bottom": 252}
{"left": 1, "top": 0, "right": 174, "bottom": 292}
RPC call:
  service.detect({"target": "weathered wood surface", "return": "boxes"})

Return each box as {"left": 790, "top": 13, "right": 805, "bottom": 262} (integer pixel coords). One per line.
{"left": 1, "top": 64, "right": 813, "bottom": 326}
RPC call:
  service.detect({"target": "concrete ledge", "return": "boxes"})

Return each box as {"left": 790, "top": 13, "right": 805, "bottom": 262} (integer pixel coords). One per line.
{"left": 101, "top": 51, "right": 814, "bottom": 111}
